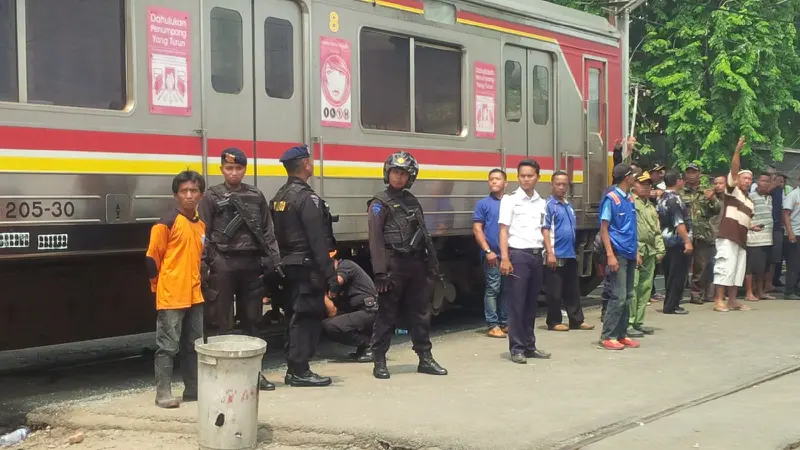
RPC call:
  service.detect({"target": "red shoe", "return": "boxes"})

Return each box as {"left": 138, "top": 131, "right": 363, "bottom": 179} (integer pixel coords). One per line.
{"left": 619, "top": 337, "right": 640, "bottom": 348}
{"left": 602, "top": 339, "right": 625, "bottom": 350}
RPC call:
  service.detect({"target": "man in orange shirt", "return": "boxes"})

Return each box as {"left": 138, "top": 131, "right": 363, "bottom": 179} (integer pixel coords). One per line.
{"left": 146, "top": 170, "right": 207, "bottom": 409}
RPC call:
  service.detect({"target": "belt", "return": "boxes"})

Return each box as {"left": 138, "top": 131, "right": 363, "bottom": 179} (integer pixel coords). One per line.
{"left": 510, "top": 247, "right": 543, "bottom": 256}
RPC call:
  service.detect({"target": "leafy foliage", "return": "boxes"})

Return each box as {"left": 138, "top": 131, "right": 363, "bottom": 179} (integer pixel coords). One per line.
{"left": 548, "top": 0, "right": 800, "bottom": 173}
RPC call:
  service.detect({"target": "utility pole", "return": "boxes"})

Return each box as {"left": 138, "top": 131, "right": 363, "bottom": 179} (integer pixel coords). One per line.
{"left": 618, "top": 0, "right": 646, "bottom": 146}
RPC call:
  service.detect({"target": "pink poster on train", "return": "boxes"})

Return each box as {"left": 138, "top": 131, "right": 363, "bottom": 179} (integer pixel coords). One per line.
{"left": 320, "top": 36, "right": 352, "bottom": 128}
{"left": 147, "top": 7, "right": 191, "bottom": 116}
{"left": 474, "top": 62, "right": 497, "bottom": 139}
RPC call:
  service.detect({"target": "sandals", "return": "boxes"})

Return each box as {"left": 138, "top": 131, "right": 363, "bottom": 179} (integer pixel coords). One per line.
{"left": 729, "top": 304, "right": 751, "bottom": 311}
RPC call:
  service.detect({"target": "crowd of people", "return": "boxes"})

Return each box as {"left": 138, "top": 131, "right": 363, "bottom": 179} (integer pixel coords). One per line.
{"left": 473, "top": 136, "right": 796, "bottom": 356}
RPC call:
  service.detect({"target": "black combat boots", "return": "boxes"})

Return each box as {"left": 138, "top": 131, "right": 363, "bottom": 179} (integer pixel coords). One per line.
{"left": 417, "top": 351, "right": 447, "bottom": 376}
{"left": 373, "top": 355, "right": 390, "bottom": 379}
{"left": 284, "top": 370, "right": 332, "bottom": 387}
{"left": 351, "top": 345, "right": 375, "bottom": 363}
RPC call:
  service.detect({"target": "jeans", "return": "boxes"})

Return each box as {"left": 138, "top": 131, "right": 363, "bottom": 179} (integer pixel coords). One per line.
{"left": 483, "top": 262, "right": 507, "bottom": 327}
{"left": 601, "top": 256, "right": 635, "bottom": 341}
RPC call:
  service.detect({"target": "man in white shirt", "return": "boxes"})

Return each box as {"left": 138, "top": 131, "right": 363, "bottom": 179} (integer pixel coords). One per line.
{"left": 499, "top": 159, "right": 552, "bottom": 364}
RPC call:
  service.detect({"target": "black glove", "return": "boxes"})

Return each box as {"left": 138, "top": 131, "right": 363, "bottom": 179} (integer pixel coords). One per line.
{"left": 374, "top": 273, "right": 393, "bottom": 293}
{"left": 327, "top": 275, "right": 341, "bottom": 298}
{"left": 427, "top": 267, "right": 446, "bottom": 287}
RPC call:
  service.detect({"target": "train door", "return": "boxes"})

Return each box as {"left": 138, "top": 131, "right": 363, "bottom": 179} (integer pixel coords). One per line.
{"left": 526, "top": 49, "right": 554, "bottom": 196}
{"left": 253, "top": 0, "right": 304, "bottom": 190}
{"left": 584, "top": 59, "right": 606, "bottom": 209}
{"left": 201, "top": 1, "right": 256, "bottom": 184}
{"left": 502, "top": 45, "right": 528, "bottom": 168}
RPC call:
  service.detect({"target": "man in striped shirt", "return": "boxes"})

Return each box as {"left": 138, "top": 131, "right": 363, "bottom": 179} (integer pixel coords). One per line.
{"left": 745, "top": 174, "right": 774, "bottom": 301}
{"left": 712, "top": 136, "right": 757, "bottom": 312}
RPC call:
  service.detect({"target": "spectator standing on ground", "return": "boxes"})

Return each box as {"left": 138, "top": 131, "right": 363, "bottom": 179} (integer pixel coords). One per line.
{"left": 705, "top": 175, "right": 728, "bottom": 301}
{"left": 712, "top": 136, "right": 756, "bottom": 312}
{"left": 630, "top": 171, "right": 664, "bottom": 336}
{"left": 542, "top": 171, "right": 594, "bottom": 332}
{"left": 598, "top": 164, "right": 640, "bottom": 351}
{"left": 680, "top": 163, "right": 721, "bottom": 304}
{"left": 765, "top": 173, "right": 786, "bottom": 292}
{"left": 781, "top": 174, "right": 800, "bottom": 300}
{"left": 648, "top": 163, "right": 667, "bottom": 302}
{"left": 472, "top": 169, "right": 509, "bottom": 338}
{"left": 745, "top": 174, "right": 774, "bottom": 301}
{"left": 657, "top": 169, "right": 693, "bottom": 315}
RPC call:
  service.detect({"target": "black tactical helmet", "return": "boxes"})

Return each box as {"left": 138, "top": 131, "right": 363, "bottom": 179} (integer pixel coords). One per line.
{"left": 383, "top": 151, "right": 419, "bottom": 189}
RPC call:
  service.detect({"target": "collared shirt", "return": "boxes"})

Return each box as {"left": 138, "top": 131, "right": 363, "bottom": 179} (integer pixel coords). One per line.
{"left": 499, "top": 187, "right": 546, "bottom": 250}
{"left": 473, "top": 194, "right": 503, "bottom": 256}
{"left": 747, "top": 190, "right": 773, "bottom": 247}
{"left": 783, "top": 187, "right": 800, "bottom": 236}
{"left": 658, "top": 189, "right": 692, "bottom": 247}
{"left": 599, "top": 185, "right": 638, "bottom": 260}
{"left": 680, "top": 185, "right": 721, "bottom": 242}
{"left": 635, "top": 196, "right": 665, "bottom": 259}
{"left": 543, "top": 195, "right": 576, "bottom": 259}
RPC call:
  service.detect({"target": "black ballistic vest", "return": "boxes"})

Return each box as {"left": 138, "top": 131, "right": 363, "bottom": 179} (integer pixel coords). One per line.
{"left": 207, "top": 183, "right": 265, "bottom": 253}
{"left": 271, "top": 177, "right": 336, "bottom": 260}
{"left": 371, "top": 190, "right": 424, "bottom": 253}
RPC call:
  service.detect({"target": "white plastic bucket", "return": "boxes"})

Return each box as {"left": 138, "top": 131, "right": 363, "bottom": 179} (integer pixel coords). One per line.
{"left": 195, "top": 335, "right": 267, "bottom": 450}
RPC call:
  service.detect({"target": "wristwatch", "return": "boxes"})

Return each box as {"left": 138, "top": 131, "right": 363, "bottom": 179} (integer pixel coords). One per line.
{"left": 484, "top": 248, "right": 492, "bottom": 254}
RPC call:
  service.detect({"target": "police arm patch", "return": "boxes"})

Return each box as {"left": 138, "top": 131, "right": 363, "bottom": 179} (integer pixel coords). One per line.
{"left": 310, "top": 194, "right": 320, "bottom": 208}
{"left": 372, "top": 202, "right": 382, "bottom": 217}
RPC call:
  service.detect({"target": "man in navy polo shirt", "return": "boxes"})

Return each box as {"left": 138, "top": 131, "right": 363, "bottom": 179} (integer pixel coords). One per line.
{"left": 599, "top": 164, "right": 640, "bottom": 351}
{"left": 473, "top": 169, "right": 508, "bottom": 338}
{"left": 542, "top": 171, "right": 593, "bottom": 332}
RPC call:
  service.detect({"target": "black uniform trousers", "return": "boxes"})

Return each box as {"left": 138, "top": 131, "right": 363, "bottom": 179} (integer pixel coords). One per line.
{"left": 322, "top": 306, "right": 376, "bottom": 348}
{"left": 370, "top": 255, "right": 432, "bottom": 356}
{"left": 204, "top": 252, "right": 264, "bottom": 337}
{"left": 663, "top": 245, "right": 690, "bottom": 313}
{"left": 282, "top": 266, "right": 326, "bottom": 374}
{"left": 503, "top": 248, "right": 544, "bottom": 355}
{"left": 545, "top": 259, "right": 585, "bottom": 328}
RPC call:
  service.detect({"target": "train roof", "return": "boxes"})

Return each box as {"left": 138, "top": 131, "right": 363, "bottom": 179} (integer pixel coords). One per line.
{"left": 460, "top": 0, "right": 620, "bottom": 40}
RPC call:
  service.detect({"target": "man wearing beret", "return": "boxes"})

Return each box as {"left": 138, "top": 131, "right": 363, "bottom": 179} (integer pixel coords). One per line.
{"left": 198, "top": 148, "right": 281, "bottom": 391}
{"left": 270, "top": 145, "right": 340, "bottom": 387}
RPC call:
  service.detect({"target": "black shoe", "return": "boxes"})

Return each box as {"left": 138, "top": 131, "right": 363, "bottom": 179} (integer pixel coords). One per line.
{"left": 373, "top": 357, "right": 390, "bottom": 379}
{"left": 511, "top": 353, "right": 527, "bottom": 364}
{"left": 349, "top": 345, "right": 374, "bottom": 363}
{"left": 633, "top": 325, "right": 655, "bottom": 335}
{"left": 182, "top": 389, "right": 197, "bottom": 402}
{"left": 284, "top": 370, "right": 332, "bottom": 387}
{"left": 524, "top": 349, "right": 552, "bottom": 359}
{"left": 417, "top": 351, "right": 447, "bottom": 376}
{"left": 626, "top": 327, "right": 645, "bottom": 338}
{"left": 259, "top": 373, "right": 276, "bottom": 391}
{"left": 664, "top": 308, "right": 689, "bottom": 315}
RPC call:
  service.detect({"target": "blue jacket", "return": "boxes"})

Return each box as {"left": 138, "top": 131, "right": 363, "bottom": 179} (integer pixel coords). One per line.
{"left": 599, "top": 187, "right": 638, "bottom": 260}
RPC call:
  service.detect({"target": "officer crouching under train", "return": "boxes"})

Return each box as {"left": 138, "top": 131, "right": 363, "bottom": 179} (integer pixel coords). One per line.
{"left": 322, "top": 251, "right": 378, "bottom": 363}
{"left": 270, "top": 145, "right": 340, "bottom": 387}
{"left": 198, "top": 148, "right": 281, "bottom": 391}
{"left": 368, "top": 151, "right": 448, "bottom": 379}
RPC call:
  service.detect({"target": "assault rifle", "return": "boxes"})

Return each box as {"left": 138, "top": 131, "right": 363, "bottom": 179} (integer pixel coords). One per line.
{"left": 219, "top": 192, "right": 285, "bottom": 280}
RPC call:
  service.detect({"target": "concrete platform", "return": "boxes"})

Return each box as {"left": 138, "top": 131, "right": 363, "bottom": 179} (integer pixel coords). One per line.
{"left": 28, "top": 300, "right": 800, "bottom": 450}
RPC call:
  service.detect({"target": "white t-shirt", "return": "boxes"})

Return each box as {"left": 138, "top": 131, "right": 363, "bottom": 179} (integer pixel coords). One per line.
{"left": 498, "top": 187, "right": 546, "bottom": 249}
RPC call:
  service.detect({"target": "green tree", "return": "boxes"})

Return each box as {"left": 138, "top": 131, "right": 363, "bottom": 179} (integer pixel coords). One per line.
{"left": 548, "top": 0, "right": 800, "bottom": 173}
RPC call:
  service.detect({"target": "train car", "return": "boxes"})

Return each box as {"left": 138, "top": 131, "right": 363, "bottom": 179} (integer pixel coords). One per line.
{"left": 0, "top": 0, "right": 621, "bottom": 351}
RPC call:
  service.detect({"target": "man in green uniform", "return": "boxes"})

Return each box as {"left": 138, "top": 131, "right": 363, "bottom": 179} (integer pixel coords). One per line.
{"left": 680, "top": 162, "right": 721, "bottom": 304}
{"left": 631, "top": 172, "right": 664, "bottom": 335}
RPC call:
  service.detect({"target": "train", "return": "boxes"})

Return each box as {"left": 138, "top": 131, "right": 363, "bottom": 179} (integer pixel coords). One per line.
{"left": 0, "top": 0, "right": 621, "bottom": 351}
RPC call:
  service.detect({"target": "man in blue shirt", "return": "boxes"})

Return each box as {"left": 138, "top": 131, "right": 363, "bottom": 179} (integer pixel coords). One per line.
{"left": 542, "top": 171, "right": 594, "bottom": 332}
{"left": 599, "top": 164, "right": 641, "bottom": 351}
{"left": 473, "top": 169, "right": 508, "bottom": 338}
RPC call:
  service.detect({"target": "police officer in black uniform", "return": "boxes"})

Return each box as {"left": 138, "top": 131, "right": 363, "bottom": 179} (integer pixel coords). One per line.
{"left": 322, "top": 252, "right": 377, "bottom": 363}
{"left": 368, "top": 151, "right": 448, "bottom": 380}
{"left": 198, "top": 148, "right": 281, "bottom": 391}
{"left": 270, "top": 145, "right": 339, "bottom": 387}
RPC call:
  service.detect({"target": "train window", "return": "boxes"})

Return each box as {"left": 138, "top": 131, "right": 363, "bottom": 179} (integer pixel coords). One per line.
{"left": 210, "top": 7, "right": 244, "bottom": 95}
{"left": 424, "top": 1, "right": 456, "bottom": 26}
{"left": 264, "top": 17, "right": 293, "bottom": 99}
{"left": 588, "top": 68, "right": 600, "bottom": 133}
{"left": 25, "top": 0, "right": 126, "bottom": 109}
{"left": 0, "top": 0, "right": 17, "bottom": 102}
{"left": 532, "top": 65, "right": 549, "bottom": 125}
{"left": 415, "top": 42, "right": 462, "bottom": 135}
{"left": 504, "top": 61, "right": 521, "bottom": 122}
{"left": 360, "top": 30, "right": 411, "bottom": 132}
